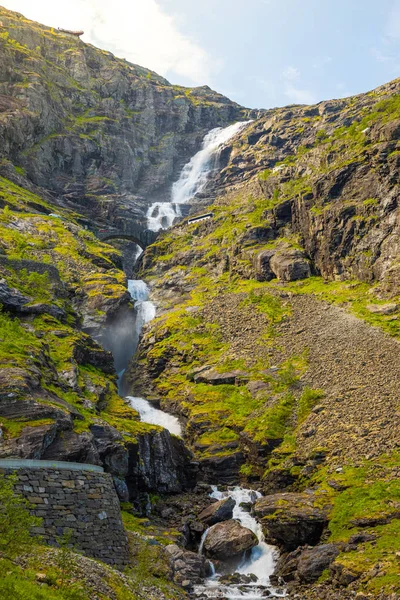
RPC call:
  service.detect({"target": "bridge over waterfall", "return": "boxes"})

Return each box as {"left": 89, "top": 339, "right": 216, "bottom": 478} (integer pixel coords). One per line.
{"left": 96, "top": 223, "right": 159, "bottom": 250}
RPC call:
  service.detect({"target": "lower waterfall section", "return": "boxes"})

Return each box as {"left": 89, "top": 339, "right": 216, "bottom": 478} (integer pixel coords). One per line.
{"left": 193, "top": 487, "right": 283, "bottom": 599}
{"left": 124, "top": 276, "right": 283, "bottom": 598}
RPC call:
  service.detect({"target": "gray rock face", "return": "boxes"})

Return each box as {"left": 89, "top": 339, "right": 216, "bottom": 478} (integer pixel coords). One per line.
{"left": 273, "top": 543, "right": 340, "bottom": 584}
{"left": 203, "top": 519, "right": 258, "bottom": 560}
{"left": 254, "top": 492, "right": 328, "bottom": 551}
{"left": 270, "top": 247, "right": 311, "bottom": 282}
{"left": 127, "top": 428, "right": 196, "bottom": 495}
{"left": 166, "top": 544, "right": 210, "bottom": 587}
{"left": 0, "top": 7, "right": 250, "bottom": 229}
{"left": 198, "top": 497, "right": 236, "bottom": 526}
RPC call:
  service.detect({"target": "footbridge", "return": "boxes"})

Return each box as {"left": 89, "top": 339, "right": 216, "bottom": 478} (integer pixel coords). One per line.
{"left": 96, "top": 223, "right": 159, "bottom": 250}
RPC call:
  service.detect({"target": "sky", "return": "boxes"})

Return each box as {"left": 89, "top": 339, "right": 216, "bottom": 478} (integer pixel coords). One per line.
{"left": 2, "top": 0, "right": 400, "bottom": 108}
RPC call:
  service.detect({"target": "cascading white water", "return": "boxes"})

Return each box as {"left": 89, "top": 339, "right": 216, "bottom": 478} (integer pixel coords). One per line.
{"left": 171, "top": 121, "right": 251, "bottom": 205}
{"left": 128, "top": 279, "right": 156, "bottom": 336}
{"left": 146, "top": 121, "right": 251, "bottom": 232}
{"left": 193, "top": 487, "right": 283, "bottom": 599}
{"left": 126, "top": 396, "right": 182, "bottom": 437}
{"left": 125, "top": 280, "right": 182, "bottom": 437}
{"left": 146, "top": 201, "right": 182, "bottom": 232}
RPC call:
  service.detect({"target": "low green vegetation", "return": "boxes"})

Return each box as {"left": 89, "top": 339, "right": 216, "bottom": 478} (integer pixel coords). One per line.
{"left": 312, "top": 454, "right": 400, "bottom": 593}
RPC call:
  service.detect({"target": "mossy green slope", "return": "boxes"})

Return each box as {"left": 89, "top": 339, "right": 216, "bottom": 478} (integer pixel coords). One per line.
{"left": 131, "top": 80, "right": 400, "bottom": 596}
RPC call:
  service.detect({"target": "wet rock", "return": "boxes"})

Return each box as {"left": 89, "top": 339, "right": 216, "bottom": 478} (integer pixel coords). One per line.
{"left": 274, "top": 543, "right": 340, "bottom": 584}
{"left": 198, "top": 496, "right": 236, "bottom": 525}
{"left": 166, "top": 544, "right": 209, "bottom": 587}
{"left": 254, "top": 492, "right": 328, "bottom": 550}
{"left": 219, "top": 572, "right": 258, "bottom": 584}
{"left": 202, "top": 519, "right": 258, "bottom": 560}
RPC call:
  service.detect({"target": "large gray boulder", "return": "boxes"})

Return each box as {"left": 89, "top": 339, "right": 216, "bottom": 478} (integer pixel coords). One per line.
{"left": 272, "top": 543, "right": 340, "bottom": 584}
{"left": 203, "top": 519, "right": 258, "bottom": 560}
{"left": 270, "top": 247, "right": 311, "bottom": 282}
{"left": 166, "top": 544, "right": 210, "bottom": 588}
{"left": 198, "top": 496, "right": 236, "bottom": 526}
{"left": 254, "top": 492, "right": 328, "bottom": 551}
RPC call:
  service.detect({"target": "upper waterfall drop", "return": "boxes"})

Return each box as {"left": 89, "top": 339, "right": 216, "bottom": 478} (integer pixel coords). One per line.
{"left": 171, "top": 121, "right": 251, "bottom": 205}
{"left": 146, "top": 120, "right": 251, "bottom": 232}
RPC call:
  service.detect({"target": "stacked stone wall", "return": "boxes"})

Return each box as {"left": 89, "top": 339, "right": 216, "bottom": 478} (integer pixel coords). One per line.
{"left": 0, "top": 462, "right": 129, "bottom": 568}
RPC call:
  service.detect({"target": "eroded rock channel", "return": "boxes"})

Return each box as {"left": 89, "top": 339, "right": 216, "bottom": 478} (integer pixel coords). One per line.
{"left": 112, "top": 125, "right": 286, "bottom": 597}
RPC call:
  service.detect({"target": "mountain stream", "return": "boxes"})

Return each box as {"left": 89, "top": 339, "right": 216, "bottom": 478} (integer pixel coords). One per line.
{"left": 123, "top": 122, "right": 283, "bottom": 598}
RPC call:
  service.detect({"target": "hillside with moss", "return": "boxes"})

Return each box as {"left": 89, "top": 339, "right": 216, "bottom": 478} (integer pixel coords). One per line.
{"left": 0, "top": 5, "right": 250, "bottom": 227}
{"left": 0, "top": 4, "right": 399, "bottom": 599}
{"left": 127, "top": 78, "right": 400, "bottom": 597}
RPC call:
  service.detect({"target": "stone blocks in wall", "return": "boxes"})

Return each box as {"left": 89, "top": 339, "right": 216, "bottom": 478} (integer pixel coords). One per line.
{"left": 0, "top": 466, "right": 130, "bottom": 569}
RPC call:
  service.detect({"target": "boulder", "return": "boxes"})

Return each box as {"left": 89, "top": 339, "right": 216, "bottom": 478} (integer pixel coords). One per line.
{"left": 297, "top": 544, "right": 340, "bottom": 582}
{"left": 166, "top": 544, "right": 209, "bottom": 587}
{"left": 203, "top": 519, "right": 258, "bottom": 560}
{"left": 254, "top": 492, "right": 328, "bottom": 550}
{"left": 366, "top": 303, "right": 398, "bottom": 315}
{"left": 273, "top": 544, "right": 340, "bottom": 584}
{"left": 270, "top": 247, "right": 311, "bottom": 282}
{"left": 198, "top": 496, "right": 236, "bottom": 526}
{"left": 254, "top": 250, "right": 275, "bottom": 281}
{"left": 193, "top": 368, "right": 248, "bottom": 385}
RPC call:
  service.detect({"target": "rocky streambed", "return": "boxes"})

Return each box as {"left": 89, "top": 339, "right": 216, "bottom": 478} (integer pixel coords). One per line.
{"left": 124, "top": 278, "right": 284, "bottom": 598}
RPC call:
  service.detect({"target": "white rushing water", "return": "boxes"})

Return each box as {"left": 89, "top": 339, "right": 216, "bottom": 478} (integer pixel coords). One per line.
{"left": 128, "top": 279, "right": 156, "bottom": 335}
{"left": 126, "top": 396, "right": 182, "bottom": 437}
{"left": 125, "top": 279, "right": 182, "bottom": 437}
{"left": 146, "top": 121, "right": 251, "bottom": 232}
{"left": 194, "top": 486, "right": 283, "bottom": 599}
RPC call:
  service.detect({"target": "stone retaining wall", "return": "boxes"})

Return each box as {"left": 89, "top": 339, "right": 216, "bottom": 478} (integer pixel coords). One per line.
{"left": 0, "top": 463, "right": 130, "bottom": 568}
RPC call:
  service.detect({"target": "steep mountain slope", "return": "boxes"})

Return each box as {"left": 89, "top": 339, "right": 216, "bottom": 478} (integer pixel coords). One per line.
{"left": 0, "top": 5, "right": 250, "bottom": 226}
{"left": 0, "top": 4, "right": 399, "bottom": 598}
{"left": 128, "top": 79, "right": 400, "bottom": 597}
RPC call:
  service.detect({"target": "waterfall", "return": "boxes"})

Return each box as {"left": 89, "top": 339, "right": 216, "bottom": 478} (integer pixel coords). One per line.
{"left": 125, "top": 280, "right": 182, "bottom": 437}
{"left": 146, "top": 120, "right": 251, "bottom": 232}
{"left": 193, "top": 487, "right": 282, "bottom": 599}
{"left": 126, "top": 396, "right": 182, "bottom": 437}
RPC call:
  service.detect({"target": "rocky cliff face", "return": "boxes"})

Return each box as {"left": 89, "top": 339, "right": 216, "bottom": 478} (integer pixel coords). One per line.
{"left": 128, "top": 78, "right": 400, "bottom": 597}
{"left": 1, "top": 5, "right": 400, "bottom": 598}
{"left": 0, "top": 6, "right": 250, "bottom": 230}
{"left": 0, "top": 6, "right": 220, "bottom": 504}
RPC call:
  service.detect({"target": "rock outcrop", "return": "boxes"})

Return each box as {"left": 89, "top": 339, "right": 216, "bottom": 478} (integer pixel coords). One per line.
{"left": 202, "top": 519, "right": 258, "bottom": 560}
{"left": 254, "top": 492, "right": 329, "bottom": 550}
{"left": 0, "top": 6, "right": 250, "bottom": 231}
{"left": 198, "top": 496, "right": 236, "bottom": 525}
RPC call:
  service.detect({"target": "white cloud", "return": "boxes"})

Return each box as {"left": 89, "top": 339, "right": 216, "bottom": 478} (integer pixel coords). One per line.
{"left": 2, "top": 0, "right": 219, "bottom": 85}
{"left": 282, "top": 66, "right": 300, "bottom": 81}
{"left": 284, "top": 84, "right": 316, "bottom": 105}
{"left": 385, "top": 0, "right": 400, "bottom": 40}
{"left": 281, "top": 66, "right": 315, "bottom": 105}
